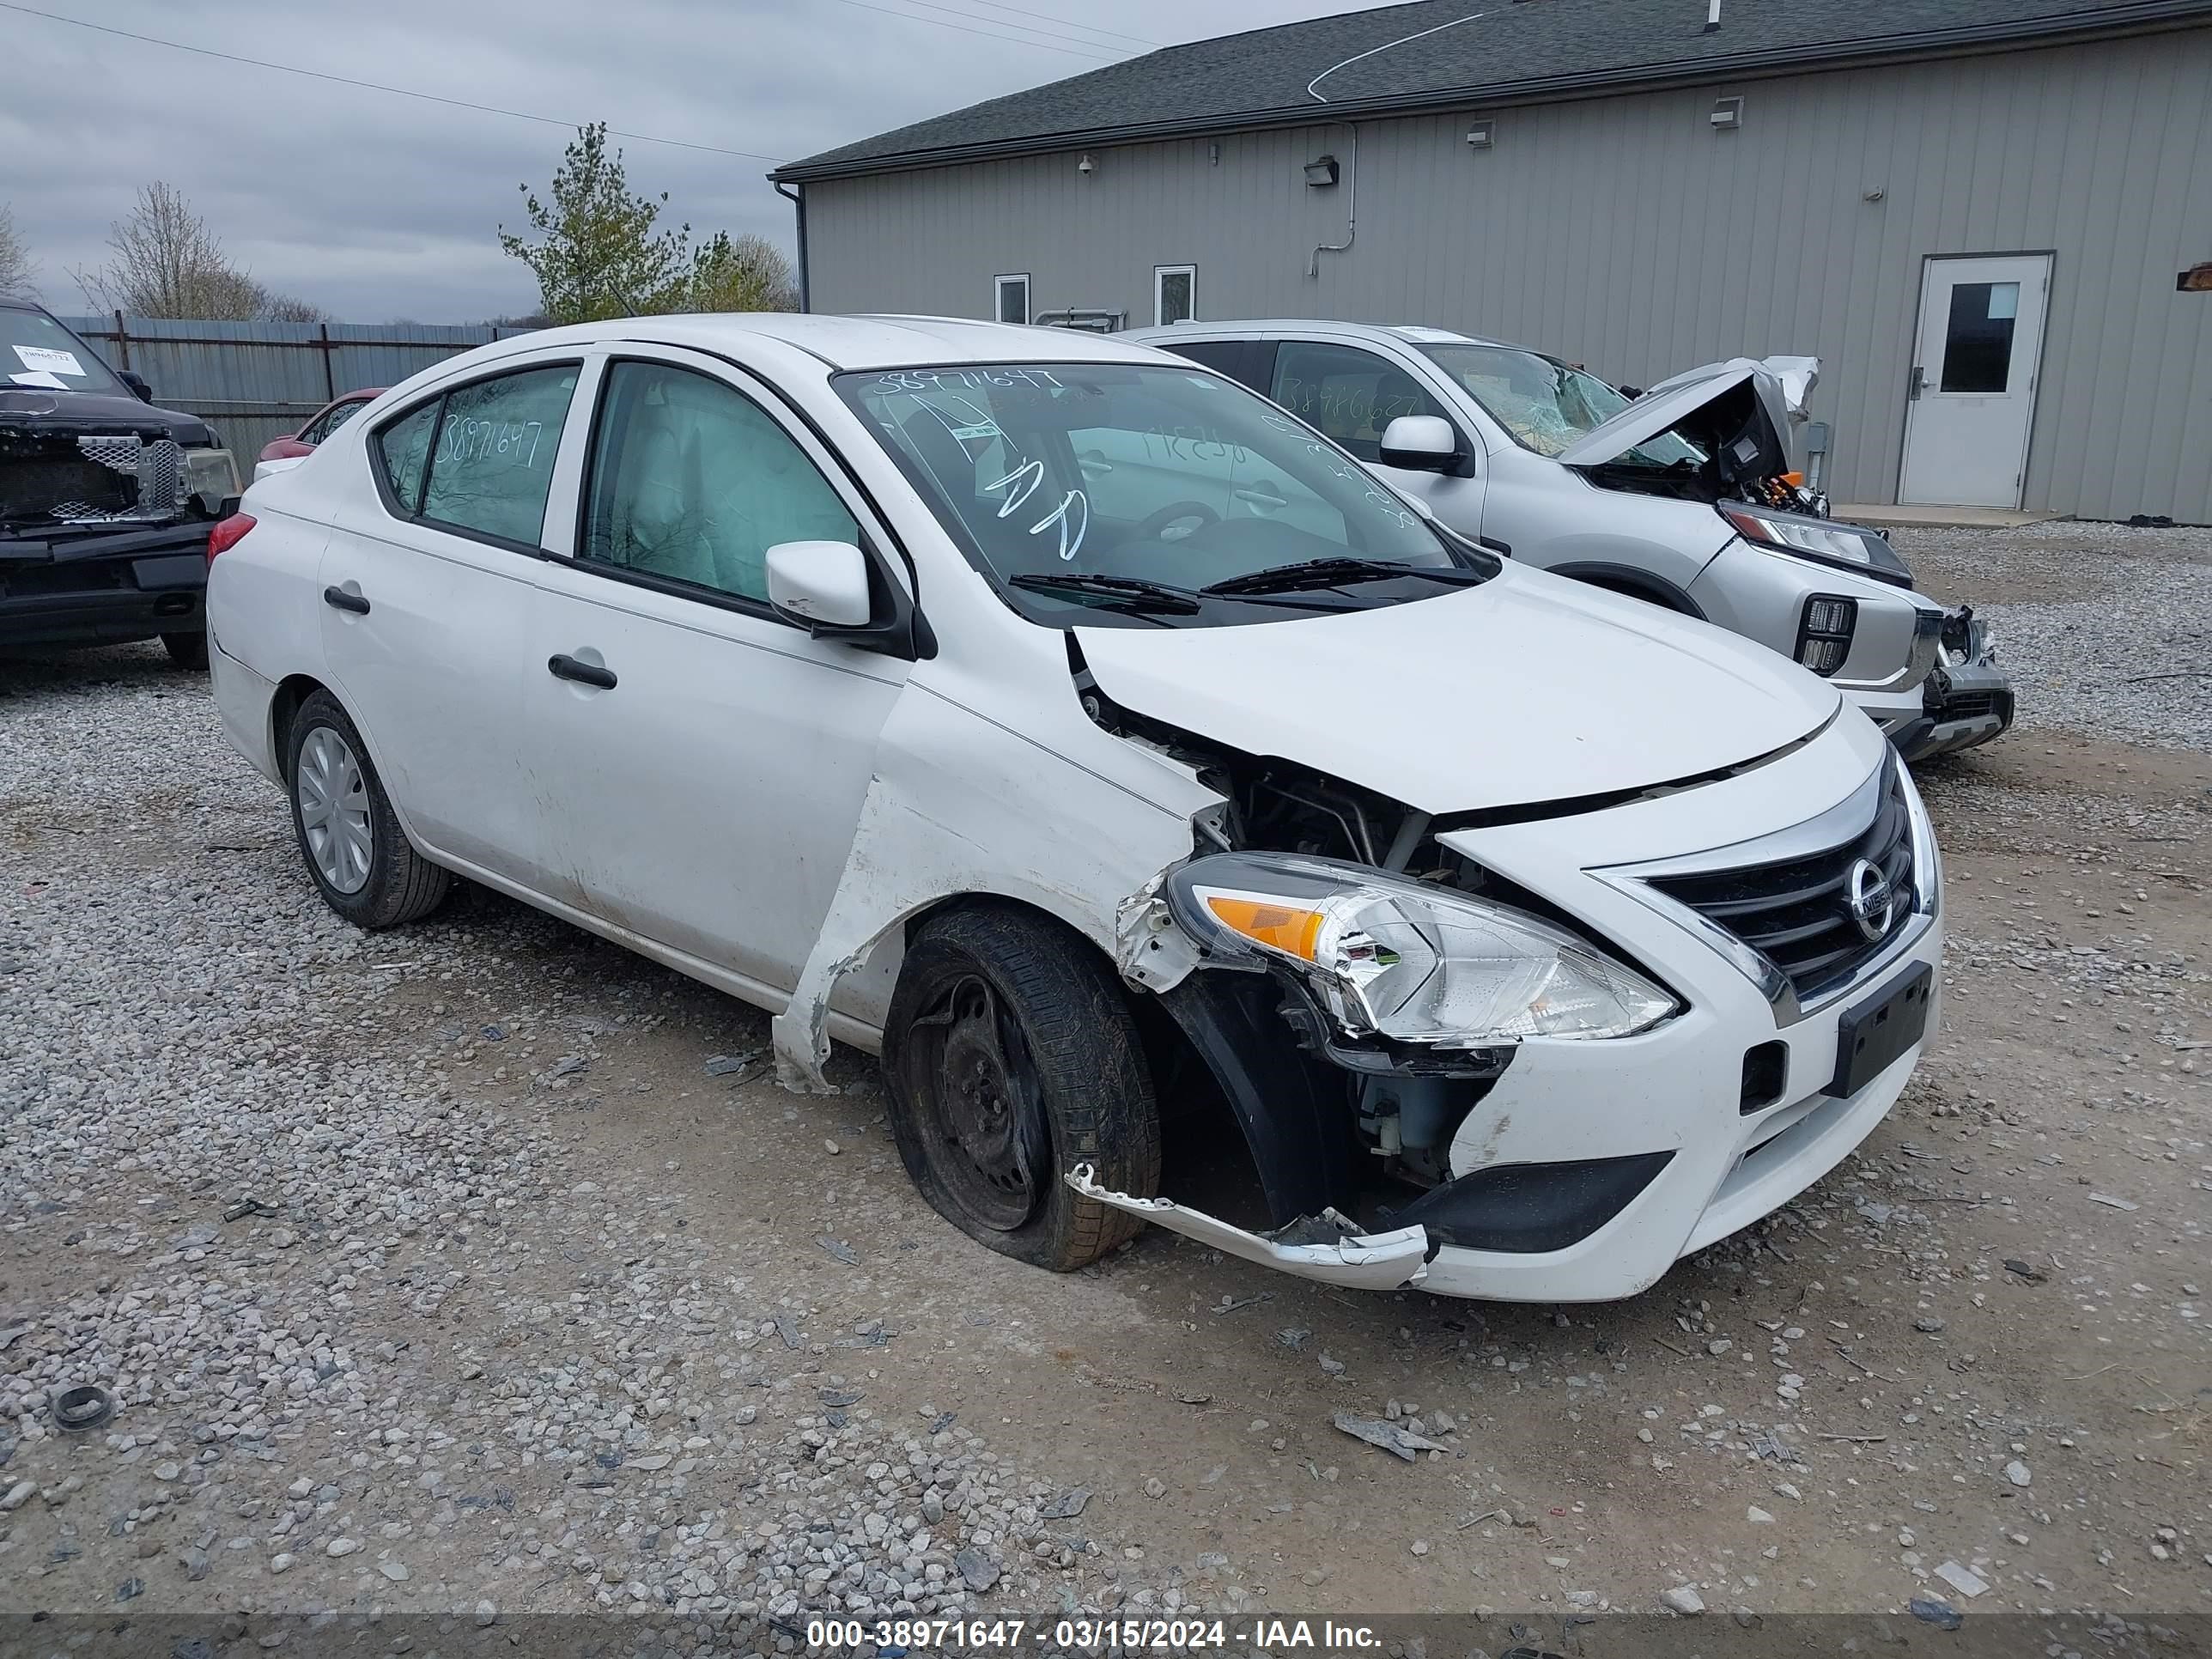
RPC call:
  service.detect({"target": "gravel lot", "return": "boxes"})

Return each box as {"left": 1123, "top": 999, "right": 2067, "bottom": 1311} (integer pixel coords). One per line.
{"left": 1901, "top": 518, "right": 2212, "bottom": 754}
{"left": 3, "top": 523, "right": 2208, "bottom": 1651}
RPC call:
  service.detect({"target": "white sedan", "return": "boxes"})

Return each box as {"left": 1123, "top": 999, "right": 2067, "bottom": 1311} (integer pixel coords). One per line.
{"left": 205, "top": 314, "right": 1942, "bottom": 1303}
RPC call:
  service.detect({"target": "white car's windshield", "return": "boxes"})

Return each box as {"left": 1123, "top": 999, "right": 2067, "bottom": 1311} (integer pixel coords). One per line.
{"left": 1420, "top": 343, "right": 1704, "bottom": 469}
{"left": 838, "top": 362, "right": 1491, "bottom": 628}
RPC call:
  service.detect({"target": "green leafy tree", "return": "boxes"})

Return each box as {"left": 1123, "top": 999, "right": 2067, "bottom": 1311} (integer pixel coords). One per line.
{"left": 689, "top": 232, "right": 799, "bottom": 313}
{"left": 499, "top": 124, "right": 694, "bottom": 323}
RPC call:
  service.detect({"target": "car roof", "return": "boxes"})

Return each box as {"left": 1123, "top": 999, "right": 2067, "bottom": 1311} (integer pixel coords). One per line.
{"left": 489, "top": 313, "right": 1171, "bottom": 373}
{"left": 1130, "top": 319, "right": 1528, "bottom": 352}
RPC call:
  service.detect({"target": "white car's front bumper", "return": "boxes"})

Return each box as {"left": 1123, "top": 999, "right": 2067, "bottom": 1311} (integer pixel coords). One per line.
{"left": 1080, "top": 710, "right": 1941, "bottom": 1304}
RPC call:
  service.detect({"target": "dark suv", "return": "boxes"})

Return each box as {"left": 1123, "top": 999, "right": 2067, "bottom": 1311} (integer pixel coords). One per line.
{"left": 2, "top": 301, "right": 238, "bottom": 666}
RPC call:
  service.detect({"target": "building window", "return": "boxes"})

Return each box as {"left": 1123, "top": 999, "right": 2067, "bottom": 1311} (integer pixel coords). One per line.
{"left": 1154, "top": 264, "right": 1195, "bottom": 326}
{"left": 994, "top": 274, "right": 1030, "bottom": 325}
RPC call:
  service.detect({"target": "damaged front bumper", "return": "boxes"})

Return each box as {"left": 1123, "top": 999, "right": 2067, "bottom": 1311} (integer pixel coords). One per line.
{"left": 1067, "top": 1165, "right": 1431, "bottom": 1290}
{"left": 1088, "top": 716, "right": 1943, "bottom": 1304}
{"left": 0, "top": 520, "right": 210, "bottom": 650}
{"left": 1891, "top": 611, "right": 2014, "bottom": 762}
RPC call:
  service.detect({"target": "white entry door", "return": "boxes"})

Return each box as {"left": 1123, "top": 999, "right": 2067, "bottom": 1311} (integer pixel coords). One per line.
{"left": 1899, "top": 253, "right": 2051, "bottom": 508}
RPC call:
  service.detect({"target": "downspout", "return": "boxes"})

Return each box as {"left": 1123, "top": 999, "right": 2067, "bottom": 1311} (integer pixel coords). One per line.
{"left": 774, "top": 179, "right": 810, "bottom": 313}
{"left": 1308, "top": 124, "right": 1358, "bottom": 280}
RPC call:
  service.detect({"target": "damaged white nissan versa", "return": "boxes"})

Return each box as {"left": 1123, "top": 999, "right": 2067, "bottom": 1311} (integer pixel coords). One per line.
{"left": 207, "top": 315, "right": 1942, "bottom": 1304}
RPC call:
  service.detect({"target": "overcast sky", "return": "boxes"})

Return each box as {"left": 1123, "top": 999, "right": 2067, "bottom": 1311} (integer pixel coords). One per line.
{"left": 1, "top": 0, "right": 1395, "bottom": 323}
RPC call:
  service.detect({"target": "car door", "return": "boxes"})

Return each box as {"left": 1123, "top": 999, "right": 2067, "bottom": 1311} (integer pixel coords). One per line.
{"left": 318, "top": 358, "right": 584, "bottom": 884}
{"left": 1264, "top": 338, "right": 1488, "bottom": 536}
{"left": 522, "top": 349, "right": 911, "bottom": 994}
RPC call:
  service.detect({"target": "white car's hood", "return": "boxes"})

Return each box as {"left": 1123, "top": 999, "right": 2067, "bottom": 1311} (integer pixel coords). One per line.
{"left": 1075, "top": 563, "right": 1841, "bottom": 816}
{"left": 1554, "top": 356, "right": 1808, "bottom": 472}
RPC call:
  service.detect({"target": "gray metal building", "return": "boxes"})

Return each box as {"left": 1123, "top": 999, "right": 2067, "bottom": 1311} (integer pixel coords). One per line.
{"left": 773, "top": 0, "right": 2212, "bottom": 522}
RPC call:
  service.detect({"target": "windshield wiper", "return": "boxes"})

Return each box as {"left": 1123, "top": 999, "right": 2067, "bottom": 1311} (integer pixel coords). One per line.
{"left": 1200, "top": 557, "right": 1492, "bottom": 598}
{"left": 1008, "top": 571, "right": 1202, "bottom": 614}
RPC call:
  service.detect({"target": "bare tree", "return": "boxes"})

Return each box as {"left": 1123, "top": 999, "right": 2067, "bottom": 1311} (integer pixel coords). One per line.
{"left": 0, "top": 203, "right": 35, "bottom": 299}
{"left": 73, "top": 183, "right": 323, "bottom": 321}
{"left": 258, "top": 289, "right": 327, "bottom": 323}
{"left": 689, "top": 232, "right": 799, "bottom": 313}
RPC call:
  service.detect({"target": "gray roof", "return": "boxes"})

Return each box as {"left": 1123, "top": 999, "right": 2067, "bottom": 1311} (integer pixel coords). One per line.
{"left": 775, "top": 0, "right": 2212, "bottom": 180}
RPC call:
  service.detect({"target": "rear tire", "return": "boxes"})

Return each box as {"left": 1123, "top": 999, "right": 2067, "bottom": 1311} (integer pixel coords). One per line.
{"left": 884, "top": 905, "right": 1160, "bottom": 1271}
{"left": 285, "top": 690, "right": 448, "bottom": 929}
{"left": 161, "top": 630, "right": 209, "bottom": 669}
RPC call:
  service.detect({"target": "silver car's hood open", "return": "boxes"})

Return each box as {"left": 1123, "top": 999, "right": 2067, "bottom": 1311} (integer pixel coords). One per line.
{"left": 1554, "top": 356, "right": 1810, "bottom": 474}
{"left": 1075, "top": 562, "right": 1839, "bottom": 817}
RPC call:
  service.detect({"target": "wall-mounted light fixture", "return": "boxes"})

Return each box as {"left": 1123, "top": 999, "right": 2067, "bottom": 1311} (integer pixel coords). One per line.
{"left": 1709, "top": 95, "right": 1743, "bottom": 131}
{"left": 1077, "top": 152, "right": 1095, "bottom": 174}
{"left": 1466, "top": 119, "right": 1496, "bottom": 149}
{"left": 1208, "top": 141, "right": 1220, "bottom": 165}
{"left": 1303, "top": 155, "right": 1340, "bottom": 187}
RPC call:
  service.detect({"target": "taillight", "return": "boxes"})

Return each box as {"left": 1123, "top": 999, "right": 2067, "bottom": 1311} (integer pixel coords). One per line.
{"left": 207, "top": 513, "right": 257, "bottom": 564}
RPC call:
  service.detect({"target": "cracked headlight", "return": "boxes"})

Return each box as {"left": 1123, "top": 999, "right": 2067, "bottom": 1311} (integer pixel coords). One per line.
{"left": 1166, "top": 853, "right": 1677, "bottom": 1045}
{"left": 183, "top": 447, "right": 240, "bottom": 514}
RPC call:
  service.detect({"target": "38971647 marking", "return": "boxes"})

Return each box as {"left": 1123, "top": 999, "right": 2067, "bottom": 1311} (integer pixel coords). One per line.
{"left": 807, "top": 1620, "right": 1029, "bottom": 1650}
{"left": 804, "top": 1619, "right": 1231, "bottom": 1650}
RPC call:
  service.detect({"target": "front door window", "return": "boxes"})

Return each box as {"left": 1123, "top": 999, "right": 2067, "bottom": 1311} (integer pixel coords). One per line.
{"left": 580, "top": 360, "right": 859, "bottom": 607}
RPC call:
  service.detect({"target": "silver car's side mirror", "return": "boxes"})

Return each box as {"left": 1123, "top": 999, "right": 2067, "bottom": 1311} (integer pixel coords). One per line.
{"left": 766, "top": 540, "right": 873, "bottom": 629}
{"left": 1377, "top": 415, "right": 1460, "bottom": 472}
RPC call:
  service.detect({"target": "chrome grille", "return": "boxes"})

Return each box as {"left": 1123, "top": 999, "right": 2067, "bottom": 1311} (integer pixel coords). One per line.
{"left": 1644, "top": 765, "right": 1916, "bottom": 1000}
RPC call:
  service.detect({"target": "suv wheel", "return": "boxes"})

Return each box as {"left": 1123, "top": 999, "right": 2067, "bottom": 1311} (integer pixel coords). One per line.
{"left": 884, "top": 905, "right": 1160, "bottom": 1271}
{"left": 285, "top": 690, "right": 449, "bottom": 928}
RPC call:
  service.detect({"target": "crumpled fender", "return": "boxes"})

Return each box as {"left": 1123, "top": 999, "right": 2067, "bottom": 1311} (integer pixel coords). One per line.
{"left": 771, "top": 680, "right": 1218, "bottom": 1091}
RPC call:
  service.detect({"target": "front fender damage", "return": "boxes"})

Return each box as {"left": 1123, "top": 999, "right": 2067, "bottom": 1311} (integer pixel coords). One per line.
{"left": 770, "top": 685, "right": 1218, "bottom": 1092}
{"left": 1066, "top": 1164, "right": 1429, "bottom": 1291}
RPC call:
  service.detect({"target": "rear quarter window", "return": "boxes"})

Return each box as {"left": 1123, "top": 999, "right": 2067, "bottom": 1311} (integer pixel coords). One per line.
{"left": 374, "top": 401, "right": 437, "bottom": 512}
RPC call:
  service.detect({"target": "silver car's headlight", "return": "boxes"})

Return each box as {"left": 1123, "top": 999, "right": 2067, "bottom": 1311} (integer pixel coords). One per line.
{"left": 1720, "top": 503, "right": 1914, "bottom": 586}
{"left": 1165, "top": 853, "right": 1678, "bottom": 1046}
{"left": 183, "top": 447, "right": 240, "bottom": 514}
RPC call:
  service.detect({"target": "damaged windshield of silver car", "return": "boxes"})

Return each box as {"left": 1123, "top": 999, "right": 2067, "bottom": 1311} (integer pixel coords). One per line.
{"left": 1419, "top": 343, "right": 1702, "bottom": 469}
{"left": 837, "top": 362, "right": 1492, "bottom": 628}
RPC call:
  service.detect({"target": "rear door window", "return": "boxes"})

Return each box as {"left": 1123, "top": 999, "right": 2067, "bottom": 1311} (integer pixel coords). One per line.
{"left": 1160, "top": 337, "right": 1266, "bottom": 390}
{"left": 419, "top": 366, "right": 580, "bottom": 545}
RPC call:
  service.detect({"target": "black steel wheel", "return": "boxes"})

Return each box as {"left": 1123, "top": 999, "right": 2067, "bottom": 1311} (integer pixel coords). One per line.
{"left": 884, "top": 905, "right": 1159, "bottom": 1270}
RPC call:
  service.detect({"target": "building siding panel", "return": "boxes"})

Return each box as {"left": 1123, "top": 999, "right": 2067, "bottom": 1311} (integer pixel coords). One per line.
{"left": 805, "top": 27, "right": 2212, "bottom": 520}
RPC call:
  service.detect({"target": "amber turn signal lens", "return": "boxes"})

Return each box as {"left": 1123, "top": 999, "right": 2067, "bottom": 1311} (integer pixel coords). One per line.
{"left": 1204, "top": 895, "right": 1324, "bottom": 960}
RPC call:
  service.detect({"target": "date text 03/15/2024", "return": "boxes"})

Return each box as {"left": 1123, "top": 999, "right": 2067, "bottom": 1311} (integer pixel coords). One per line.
{"left": 805, "top": 1619, "right": 1383, "bottom": 1651}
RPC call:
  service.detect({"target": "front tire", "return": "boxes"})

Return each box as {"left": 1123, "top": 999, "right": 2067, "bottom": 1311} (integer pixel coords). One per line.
{"left": 285, "top": 690, "right": 449, "bottom": 929}
{"left": 884, "top": 905, "right": 1160, "bottom": 1271}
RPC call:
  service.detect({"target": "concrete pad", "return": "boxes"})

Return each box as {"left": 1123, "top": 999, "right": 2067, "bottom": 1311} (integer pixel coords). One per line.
{"left": 1832, "top": 503, "right": 2066, "bottom": 529}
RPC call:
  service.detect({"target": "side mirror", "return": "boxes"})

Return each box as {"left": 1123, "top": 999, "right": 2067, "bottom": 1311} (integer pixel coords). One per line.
{"left": 1377, "top": 414, "right": 1460, "bottom": 472}
{"left": 118, "top": 370, "right": 155, "bottom": 403}
{"left": 766, "top": 540, "right": 874, "bottom": 629}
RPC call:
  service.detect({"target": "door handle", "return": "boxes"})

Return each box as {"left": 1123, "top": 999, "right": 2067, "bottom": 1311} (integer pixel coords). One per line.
{"left": 1907, "top": 365, "right": 1926, "bottom": 402}
{"left": 322, "top": 585, "right": 371, "bottom": 615}
{"left": 547, "top": 653, "right": 617, "bottom": 690}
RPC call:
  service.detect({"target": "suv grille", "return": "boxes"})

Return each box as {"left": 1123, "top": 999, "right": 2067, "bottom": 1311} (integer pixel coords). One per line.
{"left": 0, "top": 434, "right": 183, "bottom": 526}
{"left": 1646, "top": 768, "right": 1915, "bottom": 1000}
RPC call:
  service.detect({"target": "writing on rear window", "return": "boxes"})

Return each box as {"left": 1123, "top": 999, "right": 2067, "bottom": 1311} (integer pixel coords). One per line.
{"left": 438, "top": 416, "right": 546, "bottom": 469}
